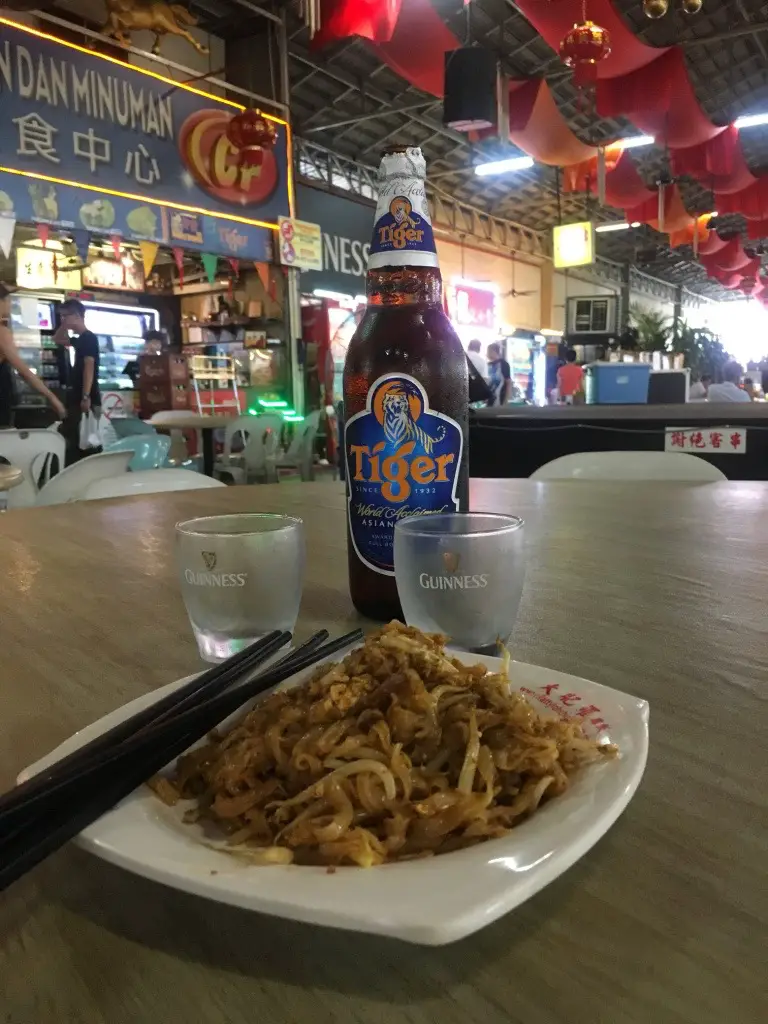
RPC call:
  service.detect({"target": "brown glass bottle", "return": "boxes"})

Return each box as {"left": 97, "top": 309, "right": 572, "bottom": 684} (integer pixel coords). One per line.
{"left": 343, "top": 149, "right": 468, "bottom": 621}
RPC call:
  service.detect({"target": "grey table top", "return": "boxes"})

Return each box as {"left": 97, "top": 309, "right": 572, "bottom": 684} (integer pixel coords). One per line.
{"left": 0, "top": 480, "right": 765, "bottom": 1024}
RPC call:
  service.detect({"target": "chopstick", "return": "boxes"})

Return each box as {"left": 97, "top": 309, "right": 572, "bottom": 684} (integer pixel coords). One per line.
{"left": 0, "top": 628, "right": 363, "bottom": 891}
{"left": 0, "top": 629, "right": 293, "bottom": 821}
{"left": 2, "top": 630, "right": 329, "bottom": 830}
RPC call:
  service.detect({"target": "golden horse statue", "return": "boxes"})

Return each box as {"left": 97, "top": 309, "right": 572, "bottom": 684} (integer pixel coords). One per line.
{"left": 102, "top": 0, "right": 209, "bottom": 56}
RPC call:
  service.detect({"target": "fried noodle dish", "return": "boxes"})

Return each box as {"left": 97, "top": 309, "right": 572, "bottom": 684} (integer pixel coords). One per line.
{"left": 151, "top": 623, "right": 617, "bottom": 867}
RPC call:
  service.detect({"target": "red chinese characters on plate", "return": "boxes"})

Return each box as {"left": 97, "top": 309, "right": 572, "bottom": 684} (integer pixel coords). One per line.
{"left": 520, "top": 684, "right": 610, "bottom": 735}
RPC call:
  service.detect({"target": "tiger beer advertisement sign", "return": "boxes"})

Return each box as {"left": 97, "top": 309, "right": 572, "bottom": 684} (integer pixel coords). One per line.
{"left": 345, "top": 374, "right": 463, "bottom": 576}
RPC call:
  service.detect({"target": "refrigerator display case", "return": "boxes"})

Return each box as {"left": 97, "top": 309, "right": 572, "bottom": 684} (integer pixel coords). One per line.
{"left": 81, "top": 301, "right": 160, "bottom": 391}
{"left": 9, "top": 296, "right": 64, "bottom": 411}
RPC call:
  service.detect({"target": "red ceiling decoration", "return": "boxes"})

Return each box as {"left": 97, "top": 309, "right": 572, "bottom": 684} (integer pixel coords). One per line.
{"left": 313, "top": 0, "right": 768, "bottom": 297}
{"left": 312, "top": 0, "right": 403, "bottom": 48}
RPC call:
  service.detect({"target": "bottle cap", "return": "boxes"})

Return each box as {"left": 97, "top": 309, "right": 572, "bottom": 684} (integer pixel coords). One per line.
{"left": 368, "top": 147, "right": 438, "bottom": 270}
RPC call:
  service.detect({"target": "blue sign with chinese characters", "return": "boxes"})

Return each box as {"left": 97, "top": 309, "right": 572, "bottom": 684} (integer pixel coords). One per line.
{"left": 0, "top": 17, "right": 287, "bottom": 258}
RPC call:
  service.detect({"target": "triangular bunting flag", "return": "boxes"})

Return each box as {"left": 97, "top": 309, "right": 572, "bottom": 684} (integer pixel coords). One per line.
{"left": 172, "top": 246, "right": 185, "bottom": 289}
{"left": 0, "top": 216, "right": 16, "bottom": 259}
{"left": 36, "top": 223, "right": 50, "bottom": 248}
{"left": 227, "top": 258, "right": 240, "bottom": 299}
{"left": 255, "top": 261, "right": 270, "bottom": 293}
{"left": 110, "top": 234, "right": 122, "bottom": 261}
{"left": 72, "top": 228, "right": 91, "bottom": 264}
{"left": 139, "top": 240, "right": 159, "bottom": 279}
{"left": 201, "top": 252, "right": 218, "bottom": 284}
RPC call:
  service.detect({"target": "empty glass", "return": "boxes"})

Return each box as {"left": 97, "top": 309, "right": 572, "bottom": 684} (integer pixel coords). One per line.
{"left": 394, "top": 513, "right": 525, "bottom": 653}
{"left": 175, "top": 514, "right": 305, "bottom": 663}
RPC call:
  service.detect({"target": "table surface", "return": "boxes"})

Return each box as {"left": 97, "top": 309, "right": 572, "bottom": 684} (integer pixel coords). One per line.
{"left": 148, "top": 412, "right": 232, "bottom": 429}
{"left": 0, "top": 481, "right": 765, "bottom": 1024}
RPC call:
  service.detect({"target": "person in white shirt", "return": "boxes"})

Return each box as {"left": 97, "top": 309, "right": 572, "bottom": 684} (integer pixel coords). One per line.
{"left": 707, "top": 361, "right": 752, "bottom": 403}
{"left": 689, "top": 374, "right": 711, "bottom": 401}
{"left": 467, "top": 339, "right": 488, "bottom": 380}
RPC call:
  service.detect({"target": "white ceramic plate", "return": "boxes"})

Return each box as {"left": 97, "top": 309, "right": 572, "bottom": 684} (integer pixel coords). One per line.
{"left": 19, "top": 653, "right": 648, "bottom": 945}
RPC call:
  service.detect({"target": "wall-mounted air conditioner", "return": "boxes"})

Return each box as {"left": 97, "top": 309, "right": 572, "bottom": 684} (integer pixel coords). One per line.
{"left": 567, "top": 296, "right": 618, "bottom": 336}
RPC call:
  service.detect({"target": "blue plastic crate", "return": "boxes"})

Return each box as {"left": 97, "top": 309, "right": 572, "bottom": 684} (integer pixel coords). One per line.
{"left": 585, "top": 362, "right": 651, "bottom": 404}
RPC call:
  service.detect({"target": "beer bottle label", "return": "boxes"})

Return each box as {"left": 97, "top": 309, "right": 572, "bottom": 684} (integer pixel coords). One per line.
{"left": 345, "top": 374, "right": 463, "bottom": 577}
{"left": 368, "top": 148, "right": 438, "bottom": 271}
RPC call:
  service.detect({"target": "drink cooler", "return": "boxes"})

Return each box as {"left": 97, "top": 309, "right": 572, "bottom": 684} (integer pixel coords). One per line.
{"left": 585, "top": 363, "right": 651, "bottom": 405}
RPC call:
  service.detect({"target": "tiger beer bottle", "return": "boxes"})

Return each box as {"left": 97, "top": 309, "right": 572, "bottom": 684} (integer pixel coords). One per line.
{"left": 343, "top": 147, "right": 469, "bottom": 620}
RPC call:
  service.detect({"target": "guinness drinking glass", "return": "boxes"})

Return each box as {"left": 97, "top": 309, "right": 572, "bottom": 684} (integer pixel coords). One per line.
{"left": 394, "top": 513, "right": 525, "bottom": 654}
{"left": 175, "top": 514, "right": 305, "bottom": 663}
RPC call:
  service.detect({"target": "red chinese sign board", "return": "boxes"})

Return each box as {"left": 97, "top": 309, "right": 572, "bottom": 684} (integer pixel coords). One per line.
{"left": 665, "top": 428, "right": 747, "bottom": 454}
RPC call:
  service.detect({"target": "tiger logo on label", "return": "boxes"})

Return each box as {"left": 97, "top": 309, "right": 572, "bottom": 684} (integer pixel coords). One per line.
{"left": 381, "top": 385, "right": 446, "bottom": 454}
{"left": 345, "top": 374, "right": 463, "bottom": 576}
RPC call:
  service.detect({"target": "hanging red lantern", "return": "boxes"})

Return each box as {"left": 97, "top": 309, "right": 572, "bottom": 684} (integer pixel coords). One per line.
{"left": 559, "top": 14, "right": 611, "bottom": 89}
{"left": 226, "top": 109, "right": 278, "bottom": 169}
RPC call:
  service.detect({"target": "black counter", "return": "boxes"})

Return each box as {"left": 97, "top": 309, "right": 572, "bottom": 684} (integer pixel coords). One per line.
{"left": 470, "top": 403, "right": 768, "bottom": 479}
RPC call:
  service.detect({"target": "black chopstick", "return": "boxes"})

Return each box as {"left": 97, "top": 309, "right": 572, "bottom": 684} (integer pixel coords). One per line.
{"left": 0, "top": 628, "right": 362, "bottom": 892}
{"left": 0, "top": 628, "right": 362, "bottom": 888}
{"left": 2, "top": 630, "right": 330, "bottom": 833}
{"left": 0, "top": 630, "right": 292, "bottom": 821}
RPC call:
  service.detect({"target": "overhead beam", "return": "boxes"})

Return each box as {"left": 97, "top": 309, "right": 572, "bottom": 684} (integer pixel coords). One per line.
{"left": 289, "top": 44, "right": 469, "bottom": 148}
{"left": 304, "top": 101, "right": 436, "bottom": 134}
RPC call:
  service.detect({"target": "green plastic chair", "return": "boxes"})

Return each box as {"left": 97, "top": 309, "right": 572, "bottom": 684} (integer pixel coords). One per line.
{"left": 110, "top": 417, "right": 158, "bottom": 440}
{"left": 104, "top": 435, "right": 171, "bottom": 471}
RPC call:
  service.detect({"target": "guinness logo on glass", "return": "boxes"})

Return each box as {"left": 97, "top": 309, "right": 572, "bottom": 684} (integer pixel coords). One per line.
{"left": 202, "top": 551, "right": 217, "bottom": 571}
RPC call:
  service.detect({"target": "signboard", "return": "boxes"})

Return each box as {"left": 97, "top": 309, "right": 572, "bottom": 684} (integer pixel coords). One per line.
{"left": 665, "top": 427, "right": 747, "bottom": 454}
{"left": 553, "top": 221, "right": 595, "bottom": 269}
{"left": 101, "top": 390, "right": 135, "bottom": 419}
{"left": 277, "top": 216, "right": 323, "bottom": 270}
{"left": 16, "top": 245, "right": 81, "bottom": 290}
{"left": 296, "top": 183, "right": 372, "bottom": 295}
{"left": 82, "top": 257, "right": 144, "bottom": 292}
{"left": 0, "top": 16, "right": 288, "bottom": 259}
{"left": 452, "top": 281, "right": 497, "bottom": 329}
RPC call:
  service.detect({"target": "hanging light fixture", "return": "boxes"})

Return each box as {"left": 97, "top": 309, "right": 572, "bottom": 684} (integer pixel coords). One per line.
{"left": 643, "top": 0, "right": 669, "bottom": 17}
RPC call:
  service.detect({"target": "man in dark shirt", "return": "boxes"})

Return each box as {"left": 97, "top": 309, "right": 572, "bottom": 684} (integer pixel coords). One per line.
{"left": 486, "top": 342, "right": 512, "bottom": 406}
{"left": 55, "top": 298, "right": 102, "bottom": 464}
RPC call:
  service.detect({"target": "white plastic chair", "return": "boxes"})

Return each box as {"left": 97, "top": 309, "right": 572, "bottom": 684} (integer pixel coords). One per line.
{"left": 0, "top": 429, "right": 66, "bottom": 509}
{"left": 214, "top": 415, "right": 281, "bottom": 484}
{"left": 271, "top": 411, "right": 322, "bottom": 481}
{"left": 83, "top": 469, "right": 226, "bottom": 500}
{"left": 530, "top": 451, "right": 727, "bottom": 483}
{"left": 35, "top": 451, "right": 134, "bottom": 506}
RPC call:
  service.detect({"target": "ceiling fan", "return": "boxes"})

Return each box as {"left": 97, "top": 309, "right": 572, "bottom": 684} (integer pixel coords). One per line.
{"left": 502, "top": 255, "right": 538, "bottom": 298}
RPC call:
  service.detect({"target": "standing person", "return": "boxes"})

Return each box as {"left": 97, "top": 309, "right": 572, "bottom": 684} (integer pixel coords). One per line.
{"left": 467, "top": 339, "right": 487, "bottom": 380}
{"left": 707, "top": 361, "right": 752, "bottom": 403}
{"left": 55, "top": 298, "right": 102, "bottom": 464}
{"left": 689, "top": 374, "right": 711, "bottom": 401}
{"left": 556, "top": 348, "right": 584, "bottom": 405}
{"left": 0, "top": 284, "right": 65, "bottom": 428}
{"left": 486, "top": 342, "right": 512, "bottom": 406}
{"left": 123, "top": 329, "right": 164, "bottom": 387}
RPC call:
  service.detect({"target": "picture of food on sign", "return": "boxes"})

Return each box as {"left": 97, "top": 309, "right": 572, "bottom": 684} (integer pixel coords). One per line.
{"left": 80, "top": 198, "right": 116, "bottom": 230}
{"left": 126, "top": 205, "right": 159, "bottom": 238}
{"left": 0, "top": 192, "right": 14, "bottom": 214}
{"left": 29, "top": 182, "right": 58, "bottom": 222}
